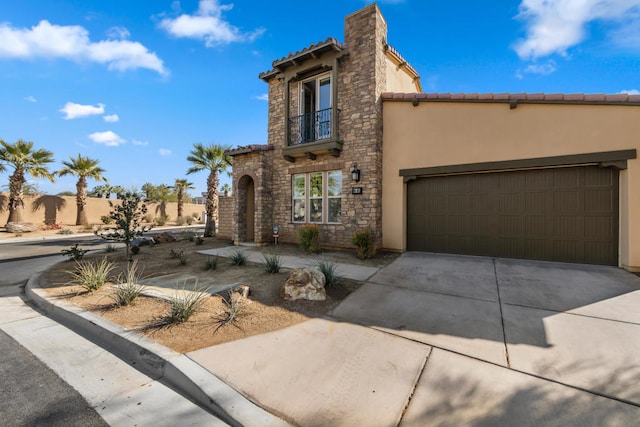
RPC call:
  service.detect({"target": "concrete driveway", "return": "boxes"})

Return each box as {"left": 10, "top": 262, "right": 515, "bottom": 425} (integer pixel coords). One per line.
{"left": 333, "top": 253, "right": 640, "bottom": 415}
{"left": 188, "top": 252, "right": 640, "bottom": 426}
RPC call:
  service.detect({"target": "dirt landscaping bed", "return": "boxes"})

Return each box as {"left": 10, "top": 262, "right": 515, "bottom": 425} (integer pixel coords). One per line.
{"left": 39, "top": 236, "right": 394, "bottom": 353}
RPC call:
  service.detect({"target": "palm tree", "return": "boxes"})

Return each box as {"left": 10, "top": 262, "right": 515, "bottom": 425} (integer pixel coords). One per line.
{"left": 90, "top": 183, "right": 113, "bottom": 199}
{"left": 186, "top": 143, "right": 232, "bottom": 237}
{"left": 174, "top": 178, "right": 195, "bottom": 220}
{"left": 0, "top": 139, "right": 55, "bottom": 225}
{"left": 56, "top": 154, "right": 107, "bottom": 226}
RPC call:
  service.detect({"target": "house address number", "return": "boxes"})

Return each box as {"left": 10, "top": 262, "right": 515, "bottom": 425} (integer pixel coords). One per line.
{"left": 352, "top": 187, "right": 363, "bottom": 195}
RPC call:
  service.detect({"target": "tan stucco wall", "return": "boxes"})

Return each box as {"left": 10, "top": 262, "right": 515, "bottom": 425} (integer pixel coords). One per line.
{"left": 385, "top": 55, "right": 419, "bottom": 92}
{"left": 0, "top": 193, "right": 204, "bottom": 227}
{"left": 381, "top": 101, "right": 640, "bottom": 269}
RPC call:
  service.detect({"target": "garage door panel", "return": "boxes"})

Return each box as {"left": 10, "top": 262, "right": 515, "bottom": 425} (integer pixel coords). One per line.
{"left": 407, "top": 166, "right": 618, "bottom": 265}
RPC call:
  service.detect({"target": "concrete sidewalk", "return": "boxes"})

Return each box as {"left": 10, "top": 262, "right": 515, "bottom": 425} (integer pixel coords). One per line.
{"left": 198, "top": 246, "right": 380, "bottom": 281}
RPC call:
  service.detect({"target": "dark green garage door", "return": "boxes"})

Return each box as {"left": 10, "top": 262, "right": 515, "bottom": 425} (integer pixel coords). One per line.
{"left": 407, "top": 166, "right": 619, "bottom": 265}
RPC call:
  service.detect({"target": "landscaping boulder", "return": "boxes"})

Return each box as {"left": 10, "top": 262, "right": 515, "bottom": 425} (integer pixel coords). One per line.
{"left": 6, "top": 222, "right": 38, "bottom": 233}
{"left": 130, "top": 237, "right": 155, "bottom": 248}
{"left": 282, "top": 268, "right": 326, "bottom": 301}
{"left": 154, "top": 232, "right": 180, "bottom": 243}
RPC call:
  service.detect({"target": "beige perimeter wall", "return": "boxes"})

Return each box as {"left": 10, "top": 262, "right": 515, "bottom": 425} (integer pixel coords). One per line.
{"left": 382, "top": 101, "right": 640, "bottom": 270}
{"left": 0, "top": 193, "right": 205, "bottom": 227}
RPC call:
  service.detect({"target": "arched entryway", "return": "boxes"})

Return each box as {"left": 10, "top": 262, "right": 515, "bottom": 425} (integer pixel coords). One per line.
{"left": 237, "top": 175, "right": 255, "bottom": 242}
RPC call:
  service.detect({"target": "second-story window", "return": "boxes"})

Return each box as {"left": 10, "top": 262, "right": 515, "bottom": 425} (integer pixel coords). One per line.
{"left": 299, "top": 73, "right": 332, "bottom": 143}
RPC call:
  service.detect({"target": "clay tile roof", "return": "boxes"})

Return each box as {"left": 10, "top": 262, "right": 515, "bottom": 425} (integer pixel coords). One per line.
{"left": 259, "top": 38, "right": 345, "bottom": 81}
{"left": 385, "top": 44, "right": 420, "bottom": 78}
{"left": 381, "top": 92, "right": 640, "bottom": 106}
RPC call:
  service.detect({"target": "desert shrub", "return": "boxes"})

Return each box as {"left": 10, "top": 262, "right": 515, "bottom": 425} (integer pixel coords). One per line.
{"left": 155, "top": 214, "right": 169, "bottom": 226}
{"left": 175, "top": 216, "right": 186, "bottom": 226}
{"left": 101, "top": 215, "right": 113, "bottom": 224}
{"left": 104, "top": 244, "right": 117, "bottom": 253}
{"left": 213, "top": 291, "right": 246, "bottom": 333}
{"left": 144, "top": 213, "right": 154, "bottom": 223}
{"left": 195, "top": 236, "right": 204, "bottom": 245}
{"left": 182, "top": 231, "right": 197, "bottom": 241}
{"left": 204, "top": 255, "right": 218, "bottom": 271}
{"left": 57, "top": 229, "right": 73, "bottom": 235}
{"left": 185, "top": 216, "right": 194, "bottom": 225}
{"left": 110, "top": 260, "right": 145, "bottom": 307}
{"left": 316, "top": 259, "right": 342, "bottom": 289}
{"left": 166, "top": 282, "right": 209, "bottom": 324}
{"left": 130, "top": 245, "right": 140, "bottom": 255}
{"left": 178, "top": 252, "right": 188, "bottom": 265}
{"left": 298, "top": 224, "right": 320, "bottom": 253}
{"left": 170, "top": 249, "right": 184, "bottom": 259}
{"left": 61, "top": 244, "right": 87, "bottom": 261}
{"left": 351, "top": 228, "right": 376, "bottom": 260}
{"left": 68, "top": 257, "right": 115, "bottom": 292}
{"left": 230, "top": 250, "right": 248, "bottom": 266}
{"left": 263, "top": 254, "right": 283, "bottom": 273}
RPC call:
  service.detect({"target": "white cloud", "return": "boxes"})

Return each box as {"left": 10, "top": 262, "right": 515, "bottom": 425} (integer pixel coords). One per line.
{"left": 620, "top": 89, "right": 640, "bottom": 95}
{"left": 253, "top": 93, "right": 268, "bottom": 101}
{"left": 514, "top": 0, "right": 640, "bottom": 60}
{"left": 524, "top": 61, "right": 557, "bottom": 75}
{"left": 103, "top": 114, "right": 119, "bottom": 122}
{"left": 132, "top": 139, "right": 149, "bottom": 146}
{"left": 106, "top": 26, "right": 130, "bottom": 40}
{"left": 158, "top": 0, "right": 264, "bottom": 47}
{"left": 60, "top": 102, "right": 105, "bottom": 119}
{"left": 89, "top": 131, "right": 125, "bottom": 146}
{"left": 0, "top": 20, "right": 167, "bottom": 75}
{"left": 159, "top": 148, "right": 172, "bottom": 156}
{"left": 25, "top": 95, "right": 37, "bottom": 103}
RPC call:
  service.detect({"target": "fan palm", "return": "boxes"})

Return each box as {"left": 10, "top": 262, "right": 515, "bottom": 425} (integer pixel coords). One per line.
{"left": 174, "top": 178, "right": 195, "bottom": 220}
{"left": 186, "top": 143, "right": 232, "bottom": 237}
{"left": 0, "top": 139, "right": 55, "bottom": 225}
{"left": 57, "top": 154, "right": 107, "bottom": 225}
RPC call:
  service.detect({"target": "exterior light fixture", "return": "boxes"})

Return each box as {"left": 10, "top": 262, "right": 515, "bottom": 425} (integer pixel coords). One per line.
{"left": 351, "top": 162, "right": 361, "bottom": 182}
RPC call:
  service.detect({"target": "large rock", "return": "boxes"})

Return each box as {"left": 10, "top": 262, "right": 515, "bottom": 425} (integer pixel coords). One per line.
{"left": 154, "top": 232, "right": 180, "bottom": 243}
{"left": 130, "top": 237, "right": 155, "bottom": 248}
{"left": 282, "top": 268, "right": 326, "bottom": 301}
{"left": 6, "top": 222, "right": 38, "bottom": 233}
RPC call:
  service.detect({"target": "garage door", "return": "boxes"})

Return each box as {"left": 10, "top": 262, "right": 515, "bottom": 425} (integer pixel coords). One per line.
{"left": 407, "top": 166, "right": 619, "bottom": 265}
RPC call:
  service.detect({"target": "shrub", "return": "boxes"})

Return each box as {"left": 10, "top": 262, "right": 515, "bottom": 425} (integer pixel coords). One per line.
{"left": 298, "top": 224, "right": 320, "bottom": 253}
{"left": 175, "top": 216, "right": 186, "bottom": 226}
{"left": 155, "top": 214, "right": 169, "bottom": 226}
{"left": 195, "top": 236, "right": 204, "bottom": 245}
{"left": 230, "top": 250, "right": 248, "bottom": 266}
{"left": 178, "top": 252, "right": 188, "bottom": 265}
{"left": 316, "top": 259, "right": 342, "bottom": 289}
{"left": 213, "top": 291, "right": 246, "bottom": 333}
{"left": 110, "top": 260, "right": 145, "bottom": 307}
{"left": 204, "top": 255, "right": 218, "bottom": 271}
{"left": 166, "top": 282, "right": 209, "bottom": 324}
{"left": 170, "top": 249, "right": 183, "bottom": 259}
{"left": 263, "top": 254, "right": 283, "bottom": 273}
{"left": 144, "top": 213, "right": 154, "bottom": 223}
{"left": 67, "top": 257, "right": 115, "bottom": 292}
{"left": 185, "top": 216, "right": 194, "bottom": 225}
{"left": 61, "top": 244, "right": 87, "bottom": 261}
{"left": 351, "top": 228, "right": 376, "bottom": 260}
{"left": 57, "top": 229, "right": 73, "bottom": 235}
{"left": 101, "top": 215, "right": 113, "bottom": 224}
{"left": 130, "top": 245, "right": 140, "bottom": 255}
{"left": 104, "top": 244, "right": 117, "bottom": 253}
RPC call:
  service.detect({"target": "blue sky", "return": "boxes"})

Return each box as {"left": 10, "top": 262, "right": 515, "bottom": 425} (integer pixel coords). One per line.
{"left": 1, "top": 0, "right": 638, "bottom": 197}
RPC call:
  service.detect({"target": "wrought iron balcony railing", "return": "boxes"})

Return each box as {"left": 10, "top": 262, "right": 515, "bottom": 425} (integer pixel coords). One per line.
{"left": 288, "top": 108, "right": 338, "bottom": 145}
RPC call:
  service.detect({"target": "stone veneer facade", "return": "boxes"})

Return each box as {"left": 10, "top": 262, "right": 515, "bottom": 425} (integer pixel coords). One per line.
{"left": 226, "top": 4, "right": 418, "bottom": 250}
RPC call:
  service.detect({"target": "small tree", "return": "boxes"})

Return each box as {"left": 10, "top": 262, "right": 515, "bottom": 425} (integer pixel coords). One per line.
{"left": 94, "top": 192, "right": 153, "bottom": 260}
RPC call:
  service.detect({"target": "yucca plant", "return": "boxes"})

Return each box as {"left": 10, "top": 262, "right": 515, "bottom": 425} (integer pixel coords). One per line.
{"left": 67, "top": 257, "right": 115, "bottom": 292}
{"left": 166, "top": 281, "right": 209, "bottom": 324}
{"left": 263, "top": 254, "right": 283, "bottom": 273}
{"left": 316, "top": 259, "right": 342, "bottom": 289}
{"left": 204, "top": 255, "right": 218, "bottom": 271}
{"left": 110, "top": 260, "right": 145, "bottom": 307}
{"left": 213, "top": 291, "right": 246, "bottom": 333}
{"left": 230, "top": 250, "right": 248, "bottom": 266}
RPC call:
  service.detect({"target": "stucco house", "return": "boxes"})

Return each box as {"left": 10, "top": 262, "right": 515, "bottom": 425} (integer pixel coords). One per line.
{"left": 221, "top": 4, "right": 640, "bottom": 271}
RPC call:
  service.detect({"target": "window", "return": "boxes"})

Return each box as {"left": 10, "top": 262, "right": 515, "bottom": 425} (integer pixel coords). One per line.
{"left": 299, "top": 73, "right": 332, "bottom": 143}
{"left": 292, "top": 170, "right": 342, "bottom": 224}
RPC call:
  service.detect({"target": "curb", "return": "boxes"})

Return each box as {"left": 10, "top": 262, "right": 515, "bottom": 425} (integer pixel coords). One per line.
{"left": 25, "top": 271, "right": 288, "bottom": 427}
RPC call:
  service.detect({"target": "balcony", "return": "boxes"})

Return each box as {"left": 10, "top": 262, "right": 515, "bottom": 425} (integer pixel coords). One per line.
{"left": 284, "top": 107, "right": 342, "bottom": 162}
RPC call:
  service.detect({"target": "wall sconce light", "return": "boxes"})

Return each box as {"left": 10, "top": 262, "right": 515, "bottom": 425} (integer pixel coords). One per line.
{"left": 351, "top": 162, "right": 361, "bottom": 182}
